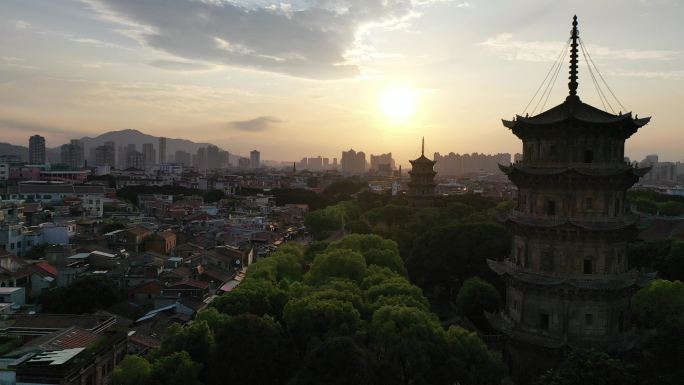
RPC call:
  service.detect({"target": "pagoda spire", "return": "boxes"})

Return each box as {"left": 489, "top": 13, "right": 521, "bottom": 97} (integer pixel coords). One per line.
{"left": 421, "top": 137, "right": 425, "bottom": 156}
{"left": 568, "top": 15, "right": 579, "bottom": 100}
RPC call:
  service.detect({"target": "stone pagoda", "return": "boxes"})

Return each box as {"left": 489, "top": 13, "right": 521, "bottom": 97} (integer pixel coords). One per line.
{"left": 487, "top": 16, "right": 654, "bottom": 381}
{"left": 408, "top": 138, "right": 437, "bottom": 207}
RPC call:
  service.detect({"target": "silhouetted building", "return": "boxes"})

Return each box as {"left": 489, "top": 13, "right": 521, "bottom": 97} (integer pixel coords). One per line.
{"left": 125, "top": 150, "right": 144, "bottom": 170}
{"left": 142, "top": 143, "right": 156, "bottom": 169}
{"left": 28, "top": 135, "right": 46, "bottom": 164}
{"left": 250, "top": 150, "right": 260, "bottom": 169}
{"left": 159, "top": 137, "right": 166, "bottom": 164}
{"left": 60, "top": 140, "right": 84, "bottom": 169}
{"left": 488, "top": 16, "right": 654, "bottom": 382}
{"left": 95, "top": 142, "right": 115, "bottom": 167}
{"left": 175, "top": 150, "right": 191, "bottom": 166}
{"left": 341, "top": 149, "right": 366, "bottom": 175}
{"left": 207, "top": 145, "right": 220, "bottom": 170}
{"left": 370, "top": 152, "right": 395, "bottom": 171}
{"left": 408, "top": 138, "right": 436, "bottom": 207}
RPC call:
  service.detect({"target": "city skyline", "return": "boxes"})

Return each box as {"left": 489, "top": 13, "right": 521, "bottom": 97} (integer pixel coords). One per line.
{"left": 1, "top": 1, "right": 683, "bottom": 166}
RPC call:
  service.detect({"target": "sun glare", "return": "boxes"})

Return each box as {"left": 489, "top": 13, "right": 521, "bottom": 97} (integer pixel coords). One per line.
{"left": 379, "top": 86, "right": 417, "bottom": 122}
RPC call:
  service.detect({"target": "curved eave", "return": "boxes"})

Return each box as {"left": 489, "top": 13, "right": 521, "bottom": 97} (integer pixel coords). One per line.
{"left": 501, "top": 164, "right": 648, "bottom": 178}
{"left": 503, "top": 114, "right": 651, "bottom": 130}
{"left": 487, "top": 259, "right": 656, "bottom": 290}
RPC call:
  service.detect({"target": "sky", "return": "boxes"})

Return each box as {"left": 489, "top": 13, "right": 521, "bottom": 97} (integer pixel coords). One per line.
{"left": 1, "top": 0, "right": 683, "bottom": 166}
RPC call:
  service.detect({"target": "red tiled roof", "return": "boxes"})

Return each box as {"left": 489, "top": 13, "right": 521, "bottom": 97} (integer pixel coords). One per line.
{"left": 47, "top": 327, "right": 100, "bottom": 350}
{"left": 34, "top": 261, "right": 59, "bottom": 278}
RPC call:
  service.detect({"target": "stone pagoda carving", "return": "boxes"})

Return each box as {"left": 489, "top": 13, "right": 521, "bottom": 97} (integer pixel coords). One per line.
{"left": 487, "top": 16, "right": 655, "bottom": 381}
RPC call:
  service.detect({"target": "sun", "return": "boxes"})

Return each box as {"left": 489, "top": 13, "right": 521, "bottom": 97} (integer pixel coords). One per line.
{"left": 379, "top": 86, "right": 417, "bottom": 122}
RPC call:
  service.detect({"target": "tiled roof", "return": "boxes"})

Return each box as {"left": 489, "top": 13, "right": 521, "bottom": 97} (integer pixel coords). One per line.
{"left": 33, "top": 261, "right": 59, "bottom": 278}
{"left": 169, "top": 278, "right": 210, "bottom": 290}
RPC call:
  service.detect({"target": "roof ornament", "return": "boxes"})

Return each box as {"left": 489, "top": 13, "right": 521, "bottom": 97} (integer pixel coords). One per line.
{"left": 568, "top": 15, "right": 579, "bottom": 100}
{"left": 421, "top": 137, "right": 425, "bottom": 156}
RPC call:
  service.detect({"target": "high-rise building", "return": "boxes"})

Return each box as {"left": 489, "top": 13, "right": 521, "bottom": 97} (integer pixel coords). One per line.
{"left": 28, "top": 135, "right": 46, "bottom": 164}
{"left": 207, "top": 145, "right": 220, "bottom": 170}
{"left": 175, "top": 150, "right": 191, "bottom": 166}
{"left": 307, "top": 156, "right": 323, "bottom": 171}
{"left": 159, "top": 137, "right": 167, "bottom": 165}
{"left": 60, "top": 139, "right": 84, "bottom": 169}
{"left": 238, "top": 157, "right": 250, "bottom": 169}
{"left": 220, "top": 150, "right": 230, "bottom": 167}
{"left": 117, "top": 146, "right": 125, "bottom": 169}
{"left": 408, "top": 138, "right": 436, "bottom": 207}
{"left": 332, "top": 158, "right": 338, "bottom": 170}
{"left": 341, "top": 149, "right": 366, "bottom": 175}
{"left": 125, "top": 150, "right": 144, "bottom": 170}
{"left": 250, "top": 150, "right": 260, "bottom": 169}
{"left": 370, "top": 153, "right": 395, "bottom": 171}
{"left": 142, "top": 143, "right": 156, "bottom": 169}
{"left": 195, "top": 147, "right": 207, "bottom": 171}
{"left": 95, "top": 143, "right": 115, "bottom": 167}
{"left": 488, "top": 16, "right": 653, "bottom": 382}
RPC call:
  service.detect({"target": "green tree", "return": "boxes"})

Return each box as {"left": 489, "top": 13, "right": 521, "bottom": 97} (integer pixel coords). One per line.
{"left": 632, "top": 279, "right": 684, "bottom": 329}
{"left": 158, "top": 321, "right": 214, "bottom": 363}
{"left": 305, "top": 207, "right": 344, "bottom": 240}
{"left": 40, "top": 276, "right": 120, "bottom": 314}
{"left": 209, "top": 314, "right": 293, "bottom": 385}
{"left": 407, "top": 222, "right": 510, "bottom": 300}
{"left": 327, "top": 233, "right": 406, "bottom": 275}
{"left": 203, "top": 189, "right": 226, "bottom": 203}
{"left": 455, "top": 277, "right": 500, "bottom": 318}
{"left": 210, "top": 279, "right": 289, "bottom": 319}
{"left": 368, "top": 305, "right": 443, "bottom": 385}
{"left": 112, "top": 355, "right": 151, "bottom": 385}
{"left": 150, "top": 351, "right": 202, "bottom": 385}
{"left": 537, "top": 350, "right": 636, "bottom": 385}
{"left": 290, "top": 337, "right": 373, "bottom": 385}
{"left": 437, "top": 326, "right": 504, "bottom": 385}
{"left": 305, "top": 249, "right": 367, "bottom": 285}
{"left": 283, "top": 296, "right": 361, "bottom": 348}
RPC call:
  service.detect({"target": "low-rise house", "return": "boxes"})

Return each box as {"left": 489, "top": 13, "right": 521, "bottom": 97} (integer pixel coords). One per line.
{"left": 144, "top": 231, "right": 177, "bottom": 255}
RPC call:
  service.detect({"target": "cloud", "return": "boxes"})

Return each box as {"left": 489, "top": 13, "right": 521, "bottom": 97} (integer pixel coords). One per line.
{"left": 230, "top": 116, "right": 283, "bottom": 132}
{"left": 607, "top": 69, "right": 684, "bottom": 80}
{"left": 15, "top": 20, "right": 31, "bottom": 29}
{"left": 0, "top": 118, "right": 77, "bottom": 135}
{"left": 81, "top": 0, "right": 444, "bottom": 79}
{"left": 480, "top": 33, "right": 680, "bottom": 62}
{"left": 147, "top": 59, "right": 217, "bottom": 72}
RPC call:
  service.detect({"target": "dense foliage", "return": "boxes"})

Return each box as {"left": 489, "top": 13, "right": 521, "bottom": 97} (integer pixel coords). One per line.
{"left": 114, "top": 235, "right": 504, "bottom": 385}
{"left": 628, "top": 189, "right": 684, "bottom": 216}
{"left": 40, "top": 276, "right": 120, "bottom": 314}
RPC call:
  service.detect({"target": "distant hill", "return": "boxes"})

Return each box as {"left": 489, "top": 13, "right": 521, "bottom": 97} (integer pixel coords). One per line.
{"left": 1, "top": 129, "right": 245, "bottom": 164}
{"left": 0, "top": 142, "right": 28, "bottom": 161}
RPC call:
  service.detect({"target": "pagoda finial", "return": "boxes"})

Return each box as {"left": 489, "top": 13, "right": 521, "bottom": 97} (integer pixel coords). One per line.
{"left": 421, "top": 137, "right": 425, "bottom": 156}
{"left": 568, "top": 15, "right": 579, "bottom": 100}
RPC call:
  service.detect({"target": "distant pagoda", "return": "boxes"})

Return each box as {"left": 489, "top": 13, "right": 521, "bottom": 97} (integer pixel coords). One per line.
{"left": 487, "top": 16, "right": 654, "bottom": 381}
{"left": 408, "top": 138, "right": 437, "bottom": 207}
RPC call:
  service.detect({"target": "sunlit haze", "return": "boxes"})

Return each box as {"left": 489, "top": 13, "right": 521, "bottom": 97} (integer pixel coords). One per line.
{"left": 1, "top": 0, "right": 683, "bottom": 165}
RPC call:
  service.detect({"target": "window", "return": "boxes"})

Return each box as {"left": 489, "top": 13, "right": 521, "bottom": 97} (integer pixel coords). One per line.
{"left": 584, "top": 150, "right": 594, "bottom": 163}
{"left": 539, "top": 313, "right": 550, "bottom": 330}
{"left": 585, "top": 313, "right": 594, "bottom": 326}
{"left": 583, "top": 258, "right": 593, "bottom": 274}
{"left": 546, "top": 200, "right": 556, "bottom": 216}
{"left": 512, "top": 300, "right": 519, "bottom": 311}
{"left": 584, "top": 197, "right": 593, "bottom": 210}
{"left": 549, "top": 145, "right": 557, "bottom": 158}
{"left": 541, "top": 251, "right": 554, "bottom": 272}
